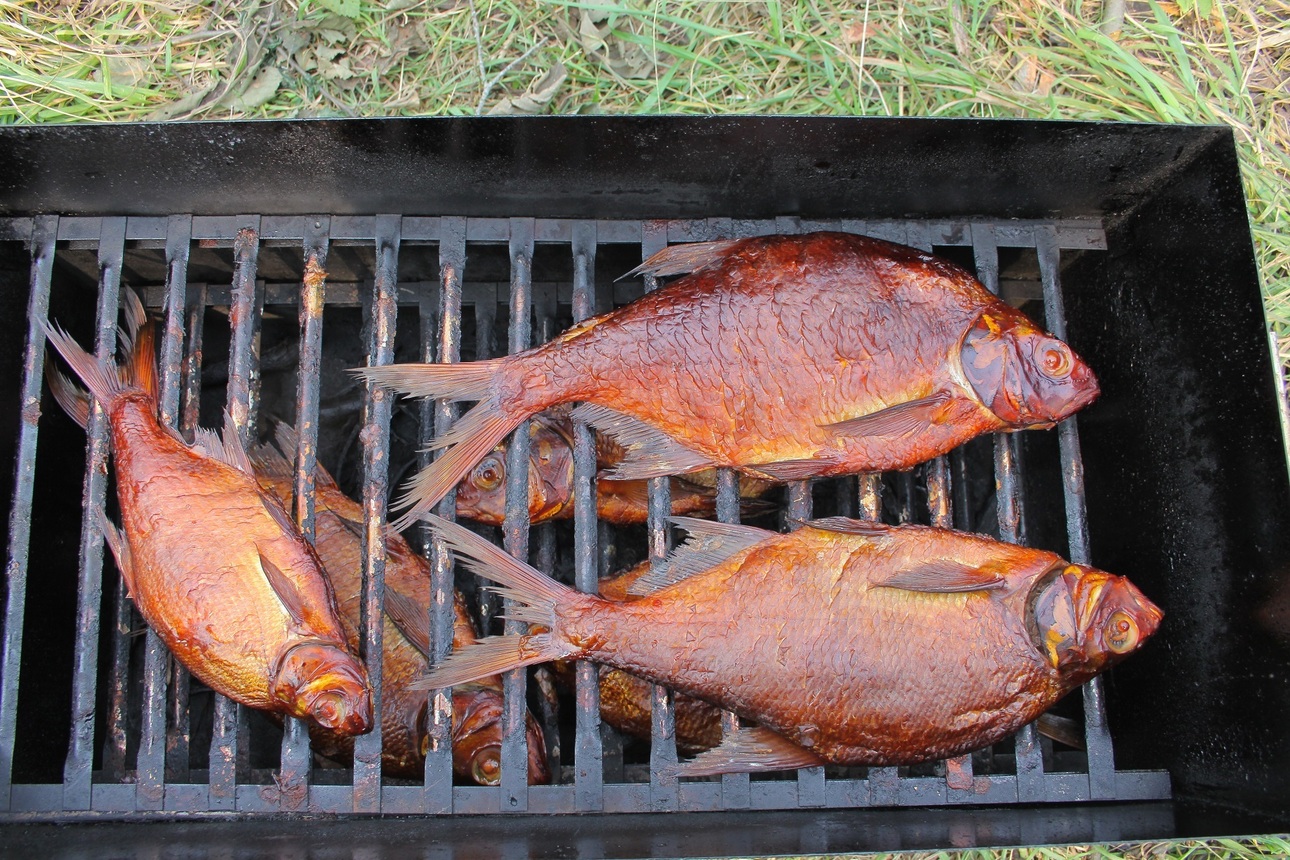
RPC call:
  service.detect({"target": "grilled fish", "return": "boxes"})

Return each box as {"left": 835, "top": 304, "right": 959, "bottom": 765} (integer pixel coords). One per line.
{"left": 455, "top": 407, "right": 771, "bottom": 526}
{"left": 364, "top": 232, "right": 1100, "bottom": 530}
{"left": 45, "top": 294, "right": 371, "bottom": 735}
{"left": 416, "top": 515, "right": 1160, "bottom": 775}
{"left": 251, "top": 427, "right": 549, "bottom": 785}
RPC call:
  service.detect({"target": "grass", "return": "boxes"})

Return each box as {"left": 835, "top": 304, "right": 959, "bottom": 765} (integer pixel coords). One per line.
{"left": 854, "top": 834, "right": 1290, "bottom": 859}
{"left": 2, "top": 2, "right": 1289, "bottom": 855}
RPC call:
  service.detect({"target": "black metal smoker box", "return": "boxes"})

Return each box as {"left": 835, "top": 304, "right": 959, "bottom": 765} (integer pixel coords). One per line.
{"left": 0, "top": 116, "right": 1286, "bottom": 858}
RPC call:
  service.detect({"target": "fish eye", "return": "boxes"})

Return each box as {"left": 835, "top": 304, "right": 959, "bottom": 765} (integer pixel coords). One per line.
{"left": 1038, "top": 342, "right": 1073, "bottom": 379}
{"left": 1103, "top": 610, "right": 1139, "bottom": 654}
{"left": 472, "top": 456, "right": 504, "bottom": 491}
{"left": 471, "top": 749, "right": 502, "bottom": 785}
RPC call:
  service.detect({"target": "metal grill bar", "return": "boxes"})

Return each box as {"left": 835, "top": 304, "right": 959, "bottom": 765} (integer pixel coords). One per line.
{"left": 63, "top": 216, "right": 125, "bottom": 811}
{"left": 713, "top": 469, "right": 751, "bottom": 810}
{"left": 641, "top": 220, "right": 680, "bottom": 812}
{"left": 501, "top": 218, "right": 534, "bottom": 812}
{"left": 423, "top": 216, "right": 465, "bottom": 812}
{"left": 1036, "top": 226, "right": 1117, "bottom": 799}
{"left": 213, "top": 220, "right": 263, "bottom": 811}
{"left": 0, "top": 215, "right": 57, "bottom": 811}
{"left": 353, "top": 214, "right": 400, "bottom": 812}
{"left": 137, "top": 214, "right": 192, "bottom": 810}
{"left": 570, "top": 221, "right": 604, "bottom": 812}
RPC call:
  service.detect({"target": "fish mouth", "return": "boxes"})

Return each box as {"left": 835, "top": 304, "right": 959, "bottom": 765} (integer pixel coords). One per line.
{"left": 274, "top": 641, "right": 373, "bottom": 735}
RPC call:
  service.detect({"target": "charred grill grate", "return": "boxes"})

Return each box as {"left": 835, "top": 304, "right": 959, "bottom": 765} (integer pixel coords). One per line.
{"left": 0, "top": 213, "right": 1171, "bottom": 817}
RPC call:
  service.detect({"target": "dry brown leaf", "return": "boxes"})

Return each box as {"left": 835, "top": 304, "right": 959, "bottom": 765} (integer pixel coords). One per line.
{"left": 487, "top": 62, "right": 567, "bottom": 115}
{"left": 841, "top": 22, "right": 872, "bottom": 44}
{"left": 1011, "top": 55, "right": 1055, "bottom": 96}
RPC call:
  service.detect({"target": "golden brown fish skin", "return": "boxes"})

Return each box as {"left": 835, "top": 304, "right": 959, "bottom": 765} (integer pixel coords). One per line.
{"left": 370, "top": 232, "right": 1099, "bottom": 525}
{"left": 424, "top": 517, "right": 1160, "bottom": 769}
{"left": 254, "top": 456, "right": 549, "bottom": 784}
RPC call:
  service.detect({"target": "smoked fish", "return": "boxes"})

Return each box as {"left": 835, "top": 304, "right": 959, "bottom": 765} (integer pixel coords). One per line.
{"left": 363, "top": 232, "right": 1100, "bottom": 531}
{"left": 455, "top": 407, "right": 771, "bottom": 527}
{"left": 251, "top": 428, "right": 550, "bottom": 784}
{"left": 45, "top": 294, "right": 371, "bottom": 735}
{"left": 416, "top": 515, "right": 1160, "bottom": 775}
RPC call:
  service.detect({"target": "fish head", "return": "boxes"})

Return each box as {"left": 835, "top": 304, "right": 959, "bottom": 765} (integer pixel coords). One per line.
{"left": 961, "top": 310, "right": 1100, "bottom": 427}
{"left": 442, "top": 684, "right": 551, "bottom": 785}
{"left": 274, "top": 641, "right": 374, "bottom": 735}
{"left": 1029, "top": 564, "right": 1164, "bottom": 683}
{"left": 454, "top": 418, "right": 576, "bottom": 526}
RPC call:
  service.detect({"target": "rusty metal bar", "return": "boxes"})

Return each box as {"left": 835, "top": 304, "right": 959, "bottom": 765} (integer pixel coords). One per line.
{"left": 212, "top": 219, "right": 262, "bottom": 811}
{"left": 275, "top": 217, "right": 330, "bottom": 811}
{"left": 1036, "top": 226, "right": 1116, "bottom": 799}
{"left": 784, "top": 480, "right": 826, "bottom": 808}
{"left": 63, "top": 215, "right": 125, "bottom": 811}
{"left": 712, "top": 469, "right": 750, "bottom": 810}
{"left": 640, "top": 221, "right": 679, "bottom": 811}
{"left": 500, "top": 217, "right": 534, "bottom": 812}
{"left": 137, "top": 214, "right": 192, "bottom": 810}
{"left": 0, "top": 215, "right": 57, "bottom": 811}
{"left": 973, "top": 222, "right": 1045, "bottom": 802}
{"left": 423, "top": 217, "right": 464, "bottom": 813}
{"left": 570, "top": 221, "right": 604, "bottom": 812}
{"left": 352, "top": 214, "right": 400, "bottom": 812}
{"left": 856, "top": 469, "right": 897, "bottom": 804}
{"left": 167, "top": 283, "right": 205, "bottom": 782}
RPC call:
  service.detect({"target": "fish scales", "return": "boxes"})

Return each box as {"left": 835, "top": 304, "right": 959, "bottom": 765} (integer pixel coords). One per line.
{"left": 421, "top": 516, "right": 1160, "bottom": 772}
{"left": 366, "top": 233, "right": 1098, "bottom": 527}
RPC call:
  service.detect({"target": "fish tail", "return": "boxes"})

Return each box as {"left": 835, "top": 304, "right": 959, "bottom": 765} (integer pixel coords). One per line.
{"left": 411, "top": 515, "right": 597, "bottom": 689}
{"left": 46, "top": 362, "right": 91, "bottom": 429}
{"left": 390, "top": 402, "right": 525, "bottom": 531}
{"left": 122, "top": 289, "right": 159, "bottom": 401}
{"left": 42, "top": 322, "right": 132, "bottom": 415}
{"left": 356, "top": 358, "right": 505, "bottom": 402}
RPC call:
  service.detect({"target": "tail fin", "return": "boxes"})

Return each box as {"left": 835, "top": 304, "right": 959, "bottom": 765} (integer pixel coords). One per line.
{"left": 356, "top": 359, "right": 505, "bottom": 402}
{"left": 412, "top": 515, "right": 597, "bottom": 690}
{"left": 124, "top": 290, "right": 159, "bottom": 401}
{"left": 43, "top": 323, "right": 131, "bottom": 415}
{"left": 47, "top": 363, "right": 91, "bottom": 429}
{"left": 390, "top": 403, "right": 524, "bottom": 532}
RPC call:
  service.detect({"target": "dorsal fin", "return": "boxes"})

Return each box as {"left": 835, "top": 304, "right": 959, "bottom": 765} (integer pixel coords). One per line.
{"left": 626, "top": 516, "right": 770, "bottom": 596}
{"left": 273, "top": 422, "right": 341, "bottom": 491}
{"left": 803, "top": 517, "right": 893, "bottom": 539}
{"left": 384, "top": 586, "right": 430, "bottom": 658}
{"left": 195, "top": 411, "right": 256, "bottom": 474}
{"left": 571, "top": 404, "right": 713, "bottom": 481}
{"left": 874, "top": 560, "right": 1007, "bottom": 594}
{"left": 620, "top": 239, "right": 742, "bottom": 280}
{"left": 258, "top": 551, "right": 309, "bottom": 627}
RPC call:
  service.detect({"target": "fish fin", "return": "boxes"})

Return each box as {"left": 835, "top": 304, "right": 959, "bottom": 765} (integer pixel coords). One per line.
{"left": 271, "top": 422, "right": 342, "bottom": 491}
{"left": 42, "top": 322, "right": 130, "bottom": 413}
{"left": 248, "top": 437, "right": 293, "bottom": 480}
{"left": 322, "top": 507, "right": 366, "bottom": 542}
{"left": 1036, "top": 713, "right": 1085, "bottom": 750}
{"left": 749, "top": 458, "right": 836, "bottom": 482}
{"left": 47, "top": 362, "right": 91, "bottom": 429}
{"left": 391, "top": 403, "right": 525, "bottom": 532}
{"left": 384, "top": 586, "right": 431, "bottom": 659}
{"left": 121, "top": 289, "right": 159, "bottom": 401}
{"left": 874, "top": 560, "right": 1006, "bottom": 594}
{"left": 258, "top": 551, "right": 309, "bottom": 628}
{"left": 97, "top": 510, "right": 137, "bottom": 599}
{"left": 802, "top": 517, "right": 893, "bottom": 539}
{"left": 822, "top": 391, "right": 955, "bottom": 438}
{"left": 426, "top": 514, "right": 592, "bottom": 630}
{"left": 620, "top": 239, "right": 742, "bottom": 280}
{"left": 195, "top": 411, "right": 257, "bottom": 475}
{"left": 571, "top": 404, "right": 714, "bottom": 481}
{"left": 256, "top": 485, "right": 303, "bottom": 542}
{"left": 356, "top": 358, "right": 505, "bottom": 402}
{"left": 410, "top": 633, "right": 561, "bottom": 691}
{"left": 669, "top": 727, "right": 827, "bottom": 777}
{"left": 627, "top": 517, "right": 771, "bottom": 596}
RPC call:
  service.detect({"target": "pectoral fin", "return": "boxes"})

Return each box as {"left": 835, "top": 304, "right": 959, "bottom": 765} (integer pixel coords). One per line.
{"left": 384, "top": 586, "right": 431, "bottom": 658}
{"left": 874, "top": 560, "right": 1006, "bottom": 594}
{"left": 823, "top": 391, "right": 954, "bottom": 438}
{"left": 668, "top": 727, "right": 827, "bottom": 777}
{"left": 258, "top": 551, "right": 309, "bottom": 627}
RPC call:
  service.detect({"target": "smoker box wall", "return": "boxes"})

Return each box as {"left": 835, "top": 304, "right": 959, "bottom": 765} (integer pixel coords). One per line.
{"left": 0, "top": 116, "right": 1286, "bottom": 850}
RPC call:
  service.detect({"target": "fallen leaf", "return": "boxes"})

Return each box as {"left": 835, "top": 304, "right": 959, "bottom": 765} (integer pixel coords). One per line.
{"left": 280, "top": 25, "right": 310, "bottom": 57}
{"left": 104, "top": 55, "right": 150, "bottom": 89}
{"left": 841, "top": 22, "right": 872, "bottom": 44}
{"left": 1010, "top": 55, "right": 1054, "bottom": 96}
{"left": 316, "top": 0, "right": 360, "bottom": 19}
{"left": 487, "top": 62, "right": 567, "bottom": 115}
{"left": 143, "top": 80, "right": 218, "bottom": 121}
{"left": 230, "top": 64, "right": 283, "bottom": 111}
{"left": 578, "top": 9, "right": 608, "bottom": 55}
